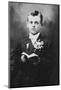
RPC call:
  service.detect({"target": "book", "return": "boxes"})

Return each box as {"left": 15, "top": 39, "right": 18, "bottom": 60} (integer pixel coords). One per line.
{"left": 21, "top": 52, "right": 38, "bottom": 59}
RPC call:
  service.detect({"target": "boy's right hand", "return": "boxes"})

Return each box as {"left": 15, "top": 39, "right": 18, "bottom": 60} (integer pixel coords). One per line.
{"left": 21, "top": 55, "right": 26, "bottom": 63}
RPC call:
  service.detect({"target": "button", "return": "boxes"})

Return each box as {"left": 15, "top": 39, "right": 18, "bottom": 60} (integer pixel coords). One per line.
{"left": 34, "top": 49, "right": 36, "bottom": 52}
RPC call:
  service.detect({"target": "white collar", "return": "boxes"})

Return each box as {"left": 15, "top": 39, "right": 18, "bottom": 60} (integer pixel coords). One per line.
{"left": 29, "top": 33, "right": 40, "bottom": 41}
{"left": 29, "top": 33, "right": 40, "bottom": 46}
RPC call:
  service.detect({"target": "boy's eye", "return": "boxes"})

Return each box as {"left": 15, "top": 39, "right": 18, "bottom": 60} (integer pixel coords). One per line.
{"left": 35, "top": 21, "right": 39, "bottom": 24}
{"left": 30, "top": 21, "right": 33, "bottom": 24}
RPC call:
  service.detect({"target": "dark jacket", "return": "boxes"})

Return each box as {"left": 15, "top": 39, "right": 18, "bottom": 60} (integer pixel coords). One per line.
{"left": 10, "top": 33, "right": 57, "bottom": 88}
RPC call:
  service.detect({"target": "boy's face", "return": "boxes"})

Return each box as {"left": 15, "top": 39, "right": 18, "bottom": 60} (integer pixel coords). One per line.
{"left": 27, "top": 15, "right": 41, "bottom": 34}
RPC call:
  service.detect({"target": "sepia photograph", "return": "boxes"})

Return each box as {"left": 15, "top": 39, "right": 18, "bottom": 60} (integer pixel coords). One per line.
{"left": 9, "top": 2, "right": 59, "bottom": 88}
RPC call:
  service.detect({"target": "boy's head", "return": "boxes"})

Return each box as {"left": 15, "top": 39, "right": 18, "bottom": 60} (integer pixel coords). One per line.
{"left": 27, "top": 10, "right": 43, "bottom": 35}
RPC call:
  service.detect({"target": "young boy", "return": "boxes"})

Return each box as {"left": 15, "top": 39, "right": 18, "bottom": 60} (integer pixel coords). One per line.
{"left": 10, "top": 10, "right": 51, "bottom": 87}
{"left": 21, "top": 10, "right": 44, "bottom": 64}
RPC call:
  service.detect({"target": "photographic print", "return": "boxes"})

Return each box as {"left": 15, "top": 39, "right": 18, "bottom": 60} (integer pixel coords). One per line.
{"left": 9, "top": 2, "right": 59, "bottom": 88}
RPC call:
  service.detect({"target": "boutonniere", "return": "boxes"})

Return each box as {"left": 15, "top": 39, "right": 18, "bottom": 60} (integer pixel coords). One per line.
{"left": 34, "top": 40, "right": 44, "bottom": 49}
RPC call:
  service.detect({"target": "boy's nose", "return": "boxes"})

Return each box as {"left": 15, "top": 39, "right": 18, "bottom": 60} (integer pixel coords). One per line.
{"left": 32, "top": 24, "right": 35, "bottom": 28}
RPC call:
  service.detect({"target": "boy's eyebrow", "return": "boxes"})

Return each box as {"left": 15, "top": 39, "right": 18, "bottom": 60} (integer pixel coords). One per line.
{"left": 35, "top": 21, "right": 38, "bottom": 22}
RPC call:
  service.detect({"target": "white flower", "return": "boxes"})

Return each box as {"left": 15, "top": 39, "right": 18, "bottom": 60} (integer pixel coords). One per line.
{"left": 34, "top": 41, "right": 44, "bottom": 49}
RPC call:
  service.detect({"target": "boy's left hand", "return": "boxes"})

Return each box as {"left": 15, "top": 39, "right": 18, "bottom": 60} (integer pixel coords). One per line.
{"left": 21, "top": 55, "right": 26, "bottom": 63}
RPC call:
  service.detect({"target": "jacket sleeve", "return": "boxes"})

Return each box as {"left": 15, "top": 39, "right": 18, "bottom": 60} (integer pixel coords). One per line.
{"left": 34, "top": 39, "right": 52, "bottom": 64}
{"left": 10, "top": 44, "right": 22, "bottom": 72}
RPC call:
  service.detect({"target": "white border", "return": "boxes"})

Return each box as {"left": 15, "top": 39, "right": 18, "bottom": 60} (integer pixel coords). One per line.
{"left": 0, "top": 0, "right": 60, "bottom": 90}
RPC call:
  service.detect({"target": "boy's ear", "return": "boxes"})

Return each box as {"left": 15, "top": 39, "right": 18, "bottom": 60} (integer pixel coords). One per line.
{"left": 26, "top": 22, "right": 29, "bottom": 28}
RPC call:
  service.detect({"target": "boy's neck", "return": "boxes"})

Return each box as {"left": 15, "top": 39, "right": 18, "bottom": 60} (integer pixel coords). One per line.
{"left": 29, "top": 32, "right": 40, "bottom": 36}
{"left": 29, "top": 32, "right": 40, "bottom": 41}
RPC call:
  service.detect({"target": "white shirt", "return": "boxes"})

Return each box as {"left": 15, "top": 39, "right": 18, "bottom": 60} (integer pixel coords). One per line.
{"left": 29, "top": 33, "right": 44, "bottom": 49}
{"left": 29, "top": 33, "right": 40, "bottom": 44}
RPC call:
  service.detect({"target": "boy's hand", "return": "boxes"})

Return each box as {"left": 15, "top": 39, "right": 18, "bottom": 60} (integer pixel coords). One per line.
{"left": 21, "top": 55, "right": 26, "bottom": 63}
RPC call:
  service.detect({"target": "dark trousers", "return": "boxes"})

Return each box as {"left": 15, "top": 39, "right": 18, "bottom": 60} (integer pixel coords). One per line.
{"left": 10, "top": 62, "right": 50, "bottom": 88}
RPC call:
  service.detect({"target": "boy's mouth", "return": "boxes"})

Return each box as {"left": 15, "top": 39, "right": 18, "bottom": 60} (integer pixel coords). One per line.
{"left": 32, "top": 27, "right": 36, "bottom": 30}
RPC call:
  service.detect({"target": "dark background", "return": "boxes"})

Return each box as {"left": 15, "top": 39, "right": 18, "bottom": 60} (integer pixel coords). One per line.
{"left": 9, "top": 2, "right": 59, "bottom": 49}
{"left": 9, "top": 2, "right": 59, "bottom": 85}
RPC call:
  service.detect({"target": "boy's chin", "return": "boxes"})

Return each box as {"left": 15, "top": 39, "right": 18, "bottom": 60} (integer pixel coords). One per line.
{"left": 30, "top": 32, "right": 39, "bottom": 35}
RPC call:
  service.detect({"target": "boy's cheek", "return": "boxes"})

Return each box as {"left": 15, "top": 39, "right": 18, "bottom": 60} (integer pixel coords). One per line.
{"left": 27, "top": 24, "right": 31, "bottom": 29}
{"left": 27, "top": 23, "right": 30, "bottom": 28}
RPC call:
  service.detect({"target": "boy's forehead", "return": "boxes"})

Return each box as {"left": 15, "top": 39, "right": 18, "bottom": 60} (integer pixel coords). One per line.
{"left": 28, "top": 15, "right": 40, "bottom": 22}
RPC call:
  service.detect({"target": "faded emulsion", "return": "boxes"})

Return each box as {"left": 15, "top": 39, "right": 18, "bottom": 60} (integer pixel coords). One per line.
{"left": 9, "top": 2, "right": 59, "bottom": 88}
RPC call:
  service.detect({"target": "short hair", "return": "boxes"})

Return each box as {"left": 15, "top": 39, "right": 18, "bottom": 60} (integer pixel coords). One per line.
{"left": 27, "top": 10, "right": 43, "bottom": 25}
